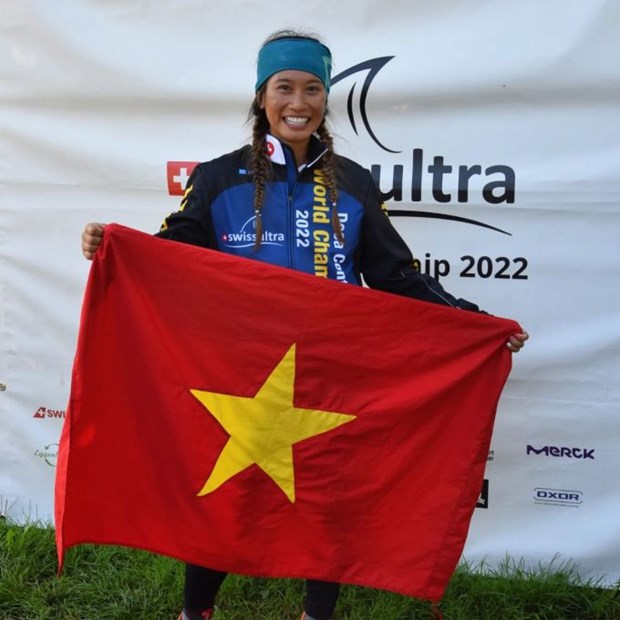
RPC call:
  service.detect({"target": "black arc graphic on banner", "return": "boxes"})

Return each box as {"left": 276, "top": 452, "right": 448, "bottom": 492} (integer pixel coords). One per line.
{"left": 332, "top": 57, "right": 400, "bottom": 154}
{"left": 388, "top": 211, "right": 512, "bottom": 236}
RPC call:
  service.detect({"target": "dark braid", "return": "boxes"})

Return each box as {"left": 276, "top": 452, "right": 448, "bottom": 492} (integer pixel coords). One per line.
{"left": 249, "top": 92, "right": 271, "bottom": 251}
{"left": 316, "top": 120, "right": 344, "bottom": 245}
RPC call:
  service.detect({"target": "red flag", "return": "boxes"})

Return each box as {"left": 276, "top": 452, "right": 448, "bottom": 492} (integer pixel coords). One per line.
{"left": 55, "top": 224, "right": 518, "bottom": 601}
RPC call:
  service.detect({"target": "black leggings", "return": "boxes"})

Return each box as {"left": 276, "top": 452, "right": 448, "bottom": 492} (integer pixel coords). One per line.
{"left": 184, "top": 563, "right": 340, "bottom": 619}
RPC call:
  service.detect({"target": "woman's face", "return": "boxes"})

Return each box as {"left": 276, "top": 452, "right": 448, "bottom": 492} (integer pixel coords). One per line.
{"left": 260, "top": 70, "right": 327, "bottom": 158}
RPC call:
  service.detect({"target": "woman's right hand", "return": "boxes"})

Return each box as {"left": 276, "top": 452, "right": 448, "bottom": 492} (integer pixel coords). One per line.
{"left": 82, "top": 223, "right": 106, "bottom": 260}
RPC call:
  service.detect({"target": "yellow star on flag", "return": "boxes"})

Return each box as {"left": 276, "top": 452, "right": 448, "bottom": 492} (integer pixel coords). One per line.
{"left": 190, "top": 344, "right": 356, "bottom": 503}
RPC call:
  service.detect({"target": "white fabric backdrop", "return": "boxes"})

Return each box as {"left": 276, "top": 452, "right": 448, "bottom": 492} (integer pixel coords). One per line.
{"left": 1, "top": 0, "right": 618, "bottom": 587}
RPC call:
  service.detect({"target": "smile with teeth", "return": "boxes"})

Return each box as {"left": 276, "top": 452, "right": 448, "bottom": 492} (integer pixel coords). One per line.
{"left": 284, "top": 116, "right": 309, "bottom": 126}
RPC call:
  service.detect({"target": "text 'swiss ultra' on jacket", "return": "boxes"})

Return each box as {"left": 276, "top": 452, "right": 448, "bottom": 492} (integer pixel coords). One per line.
{"left": 157, "top": 135, "right": 480, "bottom": 311}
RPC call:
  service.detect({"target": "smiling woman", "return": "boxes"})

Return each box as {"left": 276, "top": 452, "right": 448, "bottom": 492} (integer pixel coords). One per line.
{"left": 79, "top": 26, "right": 528, "bottom": 620}
{"left": 260, "top": 71, "right": 326, "bottom": 162}
{"left": 248, "top": 30, "right": 344, "bottom": 251}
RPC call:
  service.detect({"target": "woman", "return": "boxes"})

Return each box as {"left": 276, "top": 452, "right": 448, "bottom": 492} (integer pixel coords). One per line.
{"left": 82, "top": 29, "right": 528, "bottom": 620}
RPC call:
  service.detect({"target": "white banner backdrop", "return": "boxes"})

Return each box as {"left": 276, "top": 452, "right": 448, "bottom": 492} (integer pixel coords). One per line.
{"left": 1, "top": 0, "right": 619, "bottom": 588}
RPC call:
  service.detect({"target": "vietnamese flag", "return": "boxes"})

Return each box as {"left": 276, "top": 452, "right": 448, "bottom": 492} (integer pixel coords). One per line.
{"left": 55, "top": 224, "right": 519, "bottom": 602}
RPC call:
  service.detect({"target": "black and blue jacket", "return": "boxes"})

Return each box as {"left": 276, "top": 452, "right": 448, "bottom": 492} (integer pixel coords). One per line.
{"left": 157, "top": 135, "right": 480, "bottom": 311}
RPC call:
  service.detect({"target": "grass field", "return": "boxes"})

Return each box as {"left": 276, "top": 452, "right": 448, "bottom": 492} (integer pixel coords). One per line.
{"left": 0, "top": 520, "right": 617, "bottom": 619}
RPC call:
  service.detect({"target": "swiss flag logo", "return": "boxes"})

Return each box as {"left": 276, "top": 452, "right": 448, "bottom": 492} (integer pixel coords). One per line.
{"left": 167, "top": 161, "right": 199, "bottom": 196}
{"left": 33, "top": 406, "right": 46, "bottom": 419}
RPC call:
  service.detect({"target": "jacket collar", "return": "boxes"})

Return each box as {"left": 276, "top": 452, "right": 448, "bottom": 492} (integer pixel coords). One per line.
{"left": 265, "top": 134, "right": 328, "bottom": 168}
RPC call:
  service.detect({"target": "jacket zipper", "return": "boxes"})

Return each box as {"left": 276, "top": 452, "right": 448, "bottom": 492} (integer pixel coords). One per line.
{"left": 287, "top": 182, "right": 298, "bottom": 269}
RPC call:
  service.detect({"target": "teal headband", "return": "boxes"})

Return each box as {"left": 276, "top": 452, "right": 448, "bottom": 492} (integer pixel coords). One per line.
{"left": 255, "top": 37, "right": 332, "bottom": 92}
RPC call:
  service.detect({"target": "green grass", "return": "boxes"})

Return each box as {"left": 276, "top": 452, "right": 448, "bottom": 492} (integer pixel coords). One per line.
{"left": 0, "top": 519, "right": 618, "bottom": 619}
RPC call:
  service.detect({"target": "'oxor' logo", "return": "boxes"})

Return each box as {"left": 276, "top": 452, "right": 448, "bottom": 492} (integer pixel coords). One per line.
{"left": 534, "top": 488, "right": 583, "bottom": 507}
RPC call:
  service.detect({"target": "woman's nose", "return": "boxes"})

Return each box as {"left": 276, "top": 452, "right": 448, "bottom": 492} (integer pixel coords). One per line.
{"left": 289, "top": 90, "right": 306, "bottom": 109}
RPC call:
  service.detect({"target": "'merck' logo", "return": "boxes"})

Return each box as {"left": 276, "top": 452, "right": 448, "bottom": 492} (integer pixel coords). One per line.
{"left": 332, "top": 56, "right": 516, "bottom": 235}
{"left": 526, "top": 445, "right": 595, "bottom": 460}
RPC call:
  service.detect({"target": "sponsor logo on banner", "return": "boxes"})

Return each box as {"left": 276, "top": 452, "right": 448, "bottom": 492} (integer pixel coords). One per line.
{"left": 221, "top": 216, "right": 285, "bottom": 249}
{"left": 534, "top": 487, "right": 583, "bottom": 507}
{"left": 331, "top": 59, "right": 516, "bottom": 209}
{"left": 167, "top": 161, "right": 198, "bottom": 196}
{"left": 34, "top": 443, "right": 59, "bottom": 467}
{"left": 476, "top": 479, "right": 489, "bottom": 509}
{"left": 329, "top": 57, "right": 528, "bottom": 282}
{"left": 33, "top": 406, "right": 66, "bottom": 420}
{"left": 526, "top": 445, "right": 595, "bottom": 460}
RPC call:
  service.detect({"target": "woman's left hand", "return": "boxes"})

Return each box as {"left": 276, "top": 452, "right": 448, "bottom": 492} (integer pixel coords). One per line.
{"left": 506, "top": 331, "right": 529, "bottom": 353}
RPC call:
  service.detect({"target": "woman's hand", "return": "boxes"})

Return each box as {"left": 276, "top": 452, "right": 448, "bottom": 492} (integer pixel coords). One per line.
{"left": 81, "top": 223, "right": 106, "bottom": 260}
{"left": 506, "top": 331, "right": 529, "bottom": 353}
